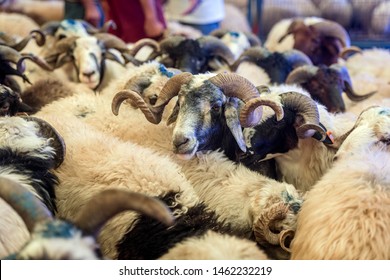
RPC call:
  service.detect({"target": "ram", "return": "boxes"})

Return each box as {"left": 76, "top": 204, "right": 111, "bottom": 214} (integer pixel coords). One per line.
{"left": 33, "top": 111, "right": 282, "bottom": 259}
{"left": 291, "top": 106, "right": 390, "bottom": 259}
{"left": 147, "top": 35, "right": 235, "bottom": 74}
{"left": 230, "top": 46, "right": 313, "bottom": 86}
{"left": 0, "top": 115, "right": 64, "bottom": 258}
{"left": 239, "top": 84, "right": 358, "bottom": 192}
{"left": 264, "top": 17, "right": 352, "bottom": 66}
{"left": 285, "top": 63, "right": 376, "bottom": 113}
{"left": 0, "top": 177, "right": 174, "bottom": 260}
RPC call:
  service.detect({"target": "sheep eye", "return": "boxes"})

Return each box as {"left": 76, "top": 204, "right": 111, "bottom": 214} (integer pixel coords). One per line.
{"left": 211, "top": 102, "right": 222, "bottom": 111}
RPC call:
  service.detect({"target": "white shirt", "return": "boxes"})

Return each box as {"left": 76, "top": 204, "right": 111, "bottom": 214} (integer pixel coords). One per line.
{"left": 165, "top": 0, "right": 225, "bottom": 24}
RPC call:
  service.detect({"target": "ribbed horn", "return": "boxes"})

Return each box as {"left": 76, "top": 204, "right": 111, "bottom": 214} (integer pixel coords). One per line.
{"left": 0, "top": 45, "right": 23, "bottom": 64}
{"left": 239, "top": 97, "right": 284, "bottom": 127}
{"left": 280, "top": 91, "right": 326, "bottom": 140}
{"left": 95, "top": 33, "right": 129, "bottom": 52}
{"left": 0, "top": 177, "right": 53, "bottom": 233}
{"left": 197, "top": 35, "right": 235, "bottom": 65}
{"left": 282, "top": 49, "right": 313, "bottom": 68}
{"left": 230, "top": 47, "right": 270, "bottom": 71}
{"left": 312, "top": 20, "right": 351, "bottom": 47}
{"left": 21, "top": 116, "right": 66, "bottom": 169}
{"left": 129, "top": 38, "right": 160, "bottom": 57}
{"left": 209, "top": 72, "right": 269, "bottom": 127}
{"left": 253, "top": 202, "right": 290, "bottom": 246}
{"left": 153, "top": 72, "right": 193, "bottom": 108}
{"left": 74, "top": 189, "right": 174, "bottom": 237}
{"left": 279, "top": 229, "right": 295, "bottom": 253}
{"left": 286, "top": 65, "right": 318, "bottom": 85}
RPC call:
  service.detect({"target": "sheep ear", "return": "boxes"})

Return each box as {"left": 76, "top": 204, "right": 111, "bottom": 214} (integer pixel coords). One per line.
{"left": 225, "top": 97, "right": 246, "bottom": 153}
{"left": 166, "top": 101, "right": 179, "bottom": 126}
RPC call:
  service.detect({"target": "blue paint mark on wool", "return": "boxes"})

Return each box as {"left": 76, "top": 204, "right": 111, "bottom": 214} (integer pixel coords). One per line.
{"left": 229, "top": 31, "right": 240, "bottom": 38}
{"left": 38, "top": 220, "right": 77, "bottom": 239}
{"left": 158, "top": 64, "right": 174, "bottom": 78}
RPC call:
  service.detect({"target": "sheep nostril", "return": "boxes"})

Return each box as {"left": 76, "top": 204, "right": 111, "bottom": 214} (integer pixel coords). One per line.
{"left": 83, "top": 71, "right": 95, "bottom": 78}
{"left": 173, "top": 135, "right": 190, "bottom": 148}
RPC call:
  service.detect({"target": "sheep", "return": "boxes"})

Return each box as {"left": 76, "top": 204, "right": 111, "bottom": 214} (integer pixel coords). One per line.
{"left": 291, "top": 106, "right": 390, "bottom": 259}
{"left": 238, "top": 84, "right": 358, "bottom": 192}
{"left": 32, "top": 111, "right": 286, "bottom": 259}
{"left": 147, "top": 35, "right": 236, "bottom": 74}
{"left": 285, "top": 63, "right": 376, "bottom": 113}
{"left": 231, "top": 46, "right": 313, "bottom": 86}
{"left": 0, "top": 115, "right": 65, "bottom": 258}
{"left": 0, "top": 177, "right": 174, "bottom": 260}
{"left": 264, "top": 17, "right": 352, "bottom": 66}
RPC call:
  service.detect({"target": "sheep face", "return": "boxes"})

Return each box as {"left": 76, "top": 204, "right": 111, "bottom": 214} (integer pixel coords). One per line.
{"left": 54, "top": 19, "right": 89, "bottom": 40}
{"left": 72, "top": 37, "right": 104, "bottom": 89}
{"left": 220, "top": 32, "right": 251, "bottom": 60}
{"left": 171, "top": 80, "right": 228, "bottom": 159}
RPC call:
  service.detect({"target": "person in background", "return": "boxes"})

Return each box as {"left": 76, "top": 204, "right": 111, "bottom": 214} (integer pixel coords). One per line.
{"left": 164, "top": 0, "right": 225, "bottom": 35}
{"left": 64, "top": 0, "right": 105, "bottom": 28}
{"left": 105, "top": 0, "right": 167, "bottom": 43}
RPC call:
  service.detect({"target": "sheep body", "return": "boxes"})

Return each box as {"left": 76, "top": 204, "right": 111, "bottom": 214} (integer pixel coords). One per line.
{"left": 291, "top": 106, "right": 390, "bottom": 259}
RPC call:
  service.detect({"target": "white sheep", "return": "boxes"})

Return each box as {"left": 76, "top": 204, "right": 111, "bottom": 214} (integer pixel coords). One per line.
{"left": 291, "top": 106, "right": 390, "bottom": 259}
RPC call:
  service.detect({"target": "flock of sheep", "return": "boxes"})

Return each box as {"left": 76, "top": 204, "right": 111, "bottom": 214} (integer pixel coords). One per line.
{"left": 0, "top": 10, "right": 389, "bottom": 260}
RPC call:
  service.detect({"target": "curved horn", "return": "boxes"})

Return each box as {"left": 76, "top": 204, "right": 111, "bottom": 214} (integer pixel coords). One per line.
{"left": 21, "top": 116, "right": 66, "bottom": 169}
{"left": 312, "top": 20, "right": 351, "bottom": 47}
{"left": 154, "top": 72, "right": 193, "bottom": 108}
{"left": 129, "top": 38, "right": 160, "bottom": 57}
{"left": 17, "top": 54, "right": 54, "bottom": 72}
{"left": 282, "top": 49, "right": 313, "bottom": 68}
{"left": 253, "top": 202, "right": 290, "bottom": 246}
{"left": 0, "top": 45, "right": 23, "bottom": 64}
{"left": 95, "top": 33, "right": 129, "bottom": 52}
{"left": 230, "top": 47, "right": 270, "bottom": 71}
{"left": 285, "top": 65, "right": 318, "bottom": 85}
{"left": 159, "top": 35, "right": 186, "bottom": 53}
{"left": 197, "top": 35, "right": 235, "bottom": 65}
{"left": 39, "top": 21, "right": 62, "bottom": 36}
{"left": 0, "top": 177, "right": 53, "bottom": 232}
{"left": 239, "top": 97, "right": 285, "bottom": 127}
{"left": 331, "top": 64, "right": 377, "bottom": 101}
{"left": 339, "top": 46, "right": 362, "bottom": 60}
{"left": 279, "top": 229, "right": 295, "bottom": 253}
{"left": 74, "top": 189, "right": 174, "bottom": 237}
{"left": 208, "top": 72, "right": 268, "bottom": 127}
{"left": 100, "top": 20, "right": 117, "bottom": 33}
{"left": 280, "top": 91, "right": 326, "bottom": 139}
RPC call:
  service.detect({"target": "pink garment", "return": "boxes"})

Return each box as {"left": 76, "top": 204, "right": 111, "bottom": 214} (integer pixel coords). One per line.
{"left": 107, "top": 0, "right": 167, "bottom": 43}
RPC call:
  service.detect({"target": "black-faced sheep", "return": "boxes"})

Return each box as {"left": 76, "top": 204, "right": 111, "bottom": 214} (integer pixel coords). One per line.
{"left": 265, "top": 17, "right": 352, "bottom": 66}
{"left": 291, "top": 106, "right": 390, "bottom": 259}
{"left": 0, "top": 115, "right": 65, "bottom": 258}
{"left": 286, "top": 63, "right": 376, "bottom": 113}
{"left": 0, "top": 177, "right": 174, "bottom": 260}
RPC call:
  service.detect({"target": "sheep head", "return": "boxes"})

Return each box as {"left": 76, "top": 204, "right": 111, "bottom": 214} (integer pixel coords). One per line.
{"left": 286, "top": 64, "right": 376, "bottom": 113}
{"left": 279, "top": 18, "right": 351, "bottom": 66}
{"left": 240, "top": 91, "right": 334, "bottom": 161}
{"left": 0, "top": 177, "right": 173, "bottom": 260}
{"left": 155, "top": 35, "right": 235, "bottom": 74}
{"left": 41, "top": 35, "right": 127, "bottom": 90}
{"left": 230, "top": 47, "right": 313, "bottom": 84}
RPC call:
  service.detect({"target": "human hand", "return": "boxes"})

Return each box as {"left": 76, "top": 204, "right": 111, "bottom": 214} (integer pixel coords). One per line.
{"left": 144, "top": 18, "right": 165, "bottom": 39}
{"left": 83, "top": 2, "right": 102, "bottom": 27}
